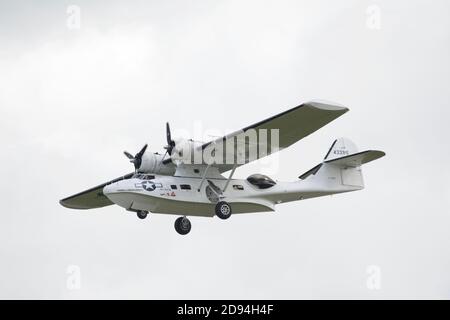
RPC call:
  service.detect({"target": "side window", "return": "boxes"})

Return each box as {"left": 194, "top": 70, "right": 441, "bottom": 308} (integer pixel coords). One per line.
{"left": 171, "top": 185, "right": 177, "bottom": 190}
{"left": 233, "top": 185, "right": 244, "bottom": 190}
{"left": 180, "top": 184, "right": 191, "bottom": 190}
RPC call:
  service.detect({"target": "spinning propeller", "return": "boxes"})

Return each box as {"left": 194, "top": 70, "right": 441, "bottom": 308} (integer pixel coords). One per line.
{"left": 124, "top": 144, "right": 148, "bottom": 171}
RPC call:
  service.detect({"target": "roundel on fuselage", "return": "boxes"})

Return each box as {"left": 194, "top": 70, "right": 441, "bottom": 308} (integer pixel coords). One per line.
{"left": 142, "top": 180, "right": 156, "bottom": 191}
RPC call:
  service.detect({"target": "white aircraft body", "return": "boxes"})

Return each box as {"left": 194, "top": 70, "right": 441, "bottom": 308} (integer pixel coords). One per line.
{"left": 60, "top": 101, "right": 385, "bottom": 235}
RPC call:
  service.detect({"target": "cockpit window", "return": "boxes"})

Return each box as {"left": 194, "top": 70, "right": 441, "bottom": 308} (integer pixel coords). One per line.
{"left": 133, "top": 174, "right": 155, "bottom": 180}
{"left": 246, "top": 174, "right": 276, "bottom": 189}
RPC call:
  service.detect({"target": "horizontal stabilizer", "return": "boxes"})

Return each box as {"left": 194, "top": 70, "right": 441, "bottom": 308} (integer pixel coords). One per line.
{"left": 325, "top": 150, "right": 385, "bottom": 168}
{"left": 299, "top": 163, "right": 323, "bottom": 180}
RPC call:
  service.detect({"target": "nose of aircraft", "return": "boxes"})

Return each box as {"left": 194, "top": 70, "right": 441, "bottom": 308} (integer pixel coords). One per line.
{"left": 103, "top": 183, "right": 116, "bottom": 196}
{"left": 102, "top": 181, "right": 134, "bottom": 210}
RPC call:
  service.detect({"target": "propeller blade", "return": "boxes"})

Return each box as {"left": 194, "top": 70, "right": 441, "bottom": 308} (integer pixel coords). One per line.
{"left": 124, "top": 151, "right": 134, "bottom": 159}
{"left": 161, "top": 148, "right": 172, "bottom": 165}
{"left": 166, "top": 122, "right": 172, "bottom": 146}
{"left": 123, "top": 144, "right": 148, "bottom": 172}
{"left": 166, "top": 122, "right": 176, "bottom": 155}
{"left": 136, "top": 144, "right": 148, "bottom": 158}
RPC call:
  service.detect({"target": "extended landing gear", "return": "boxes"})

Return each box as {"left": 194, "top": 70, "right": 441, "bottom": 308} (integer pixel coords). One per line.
{"left": 136, "top": 210, "right": 148, "bottom": 220}
{"left": 174, "top": 216, "right": 191, "bottom": 235}
{"left": 215, "top": 201, "right": 232, "bottom": 220}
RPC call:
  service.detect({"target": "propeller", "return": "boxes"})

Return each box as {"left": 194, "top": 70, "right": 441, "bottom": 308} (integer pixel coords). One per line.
{"left": 164, "top": 122, "right": 176, "bottom": 155}
{"left": 124, "top": 144, "right": 148, "bottom": 171}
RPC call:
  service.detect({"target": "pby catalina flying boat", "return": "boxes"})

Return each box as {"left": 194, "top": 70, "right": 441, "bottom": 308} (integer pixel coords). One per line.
{"left": 60, "top": 101, "right": 385, "bottom": 235}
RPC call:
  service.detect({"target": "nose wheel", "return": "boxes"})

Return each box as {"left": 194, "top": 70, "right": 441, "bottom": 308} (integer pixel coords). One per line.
{"left": 136, "top": 210, "right": 148, "bottom": 219}
{"left": 174, "top": 216, "right": 191, "bottom": 235}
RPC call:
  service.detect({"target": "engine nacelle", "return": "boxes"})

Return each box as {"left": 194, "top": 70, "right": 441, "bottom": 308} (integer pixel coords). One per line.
{"left": 169, "top": 139, "right": 204, "bottom": 164}
{"left": 138, "top": 152, "right": 176, "bottom": 175}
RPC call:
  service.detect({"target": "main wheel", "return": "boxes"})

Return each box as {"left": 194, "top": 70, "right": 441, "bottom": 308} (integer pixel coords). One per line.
{"left": 215, "top": 201, "right": 232, "bottom": 220}
{"left": 137, "top": 210, "right": 148, "bottom": 219}
{"left": 174, "top": 217, "right": 191, "bottom": 235}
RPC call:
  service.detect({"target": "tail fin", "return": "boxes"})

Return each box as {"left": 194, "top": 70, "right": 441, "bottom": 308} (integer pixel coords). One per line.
{"left": 323, "top": 138, "right": 358, "bottom": 161}
{"left": 299, "top": 138, "right": 385, "bottom": 189}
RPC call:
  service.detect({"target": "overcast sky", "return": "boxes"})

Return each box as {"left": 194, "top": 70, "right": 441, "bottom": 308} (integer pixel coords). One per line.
{"left": 0, "top": 0, "right": 449, "bottom": 299}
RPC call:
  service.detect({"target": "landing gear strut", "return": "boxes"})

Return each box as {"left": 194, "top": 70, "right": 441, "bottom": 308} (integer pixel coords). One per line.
{"left": 215, "top": 201, "right": 232, "bottom": 220}
{"left": 136, "top": 210, "right": 148, "bottom": 219}
{"left": 174, "top": 216, "right": 191, "bottom": 235}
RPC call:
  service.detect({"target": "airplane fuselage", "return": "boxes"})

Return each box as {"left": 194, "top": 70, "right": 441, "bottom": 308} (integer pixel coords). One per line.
{"left": 103, "top": 173, "right": 359, "bottom": 217}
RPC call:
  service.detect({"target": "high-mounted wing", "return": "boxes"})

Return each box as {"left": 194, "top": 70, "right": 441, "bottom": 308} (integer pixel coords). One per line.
{"left": 200, "top": 101, "right": 349, "bottom": 172}
{"left": 60, "top": 173, "right": 134, "bottom": 210}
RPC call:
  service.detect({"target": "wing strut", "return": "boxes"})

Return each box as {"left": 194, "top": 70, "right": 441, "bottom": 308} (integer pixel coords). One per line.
{"left": 222, "top": 164, "right": 238, "bottom": 193}
{"left": 197, "top": 164, "right": 211, "bottom": 192}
